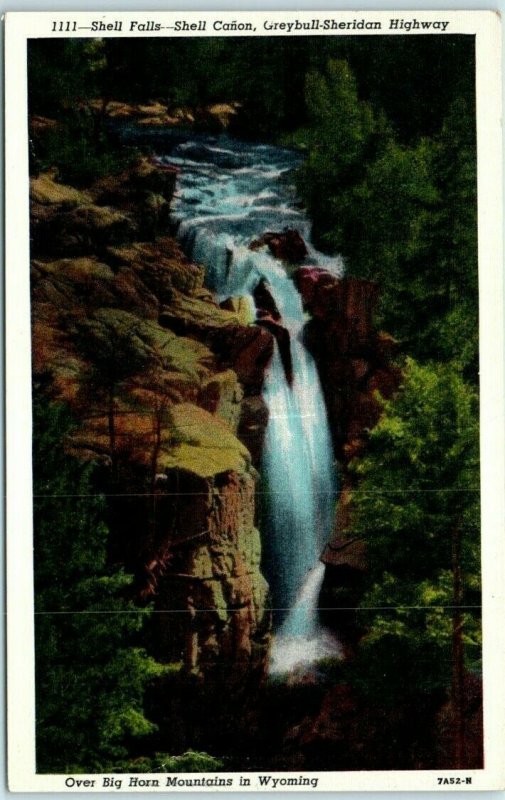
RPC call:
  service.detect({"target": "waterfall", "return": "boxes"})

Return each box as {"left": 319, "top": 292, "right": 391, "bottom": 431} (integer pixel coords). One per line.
{"left": 269, "top": 563, "right": 342, "bottom": 674}
{"left": 261, "top": 278, "right": 342, "bottom": 672}
{"left": 166, "top": 134, "right": 343, "bottom": 673}
{"left": 260, "top": 278, "right": 335, "bottom": 611}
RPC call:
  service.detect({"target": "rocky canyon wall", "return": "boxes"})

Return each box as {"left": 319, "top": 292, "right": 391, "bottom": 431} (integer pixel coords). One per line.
{"left": 293, "top": 266, "right": 402, "bottom": 636}
{"left": 30, "top": 159, "right": 272, "bottom": 675}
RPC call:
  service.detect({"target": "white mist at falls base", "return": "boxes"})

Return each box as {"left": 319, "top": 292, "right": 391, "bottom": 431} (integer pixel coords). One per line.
{"left": 269, "top": 563, "right": 342, "bottom": 675}
{"left": 166, "top": 134, "right": 343, "bottom": 675}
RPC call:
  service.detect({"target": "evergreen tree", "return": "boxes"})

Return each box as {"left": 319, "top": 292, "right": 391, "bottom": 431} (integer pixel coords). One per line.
{"left": 294, "top": 59, "right": 384, "bottom": 248}
{"left": 347, "top": 360, "right": 481, "bottom": 759}
{"left": 295, "top": 59, "right": 477, "bottom": 367}
{"left": 33, "top": 392, "right": 164, "bottom": 773}
{"left": 424, "top": 96, "right": 478, "bottom": 374}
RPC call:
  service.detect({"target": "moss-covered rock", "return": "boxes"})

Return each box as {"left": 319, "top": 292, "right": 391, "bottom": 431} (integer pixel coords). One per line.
{"left": 159, "top": 292, "right": 243, "bottom": 335}
{"left": 220, "top": 296, "right": 255, "bottom": 326}
{"left": 30, "top": 171, "right": 92, "bottom": 207}
{"left": 31, "top": 195, "right": 137, "bottom": 257}
{"left": 158, "top": 403, "right": 251, "bottom": 478}
{"left": 108, "top": 239, "right": 204, "bottom": 298}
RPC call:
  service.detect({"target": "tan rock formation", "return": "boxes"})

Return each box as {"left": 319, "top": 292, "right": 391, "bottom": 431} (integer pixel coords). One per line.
{"left": 30, "top": 164, "right": 272, "bottom": 674}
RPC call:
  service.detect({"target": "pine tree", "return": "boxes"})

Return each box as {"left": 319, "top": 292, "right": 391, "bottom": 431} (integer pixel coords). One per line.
{"left": 347, "top": 359, "right": 481, "bottom": 761}
{"left": 33, "top": 392, "right": 164, "bottom": 773}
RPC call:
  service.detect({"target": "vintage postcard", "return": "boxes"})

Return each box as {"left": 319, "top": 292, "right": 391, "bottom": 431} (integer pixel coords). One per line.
{"left": 5, "top": 9, "right": 505, "bottom": 792}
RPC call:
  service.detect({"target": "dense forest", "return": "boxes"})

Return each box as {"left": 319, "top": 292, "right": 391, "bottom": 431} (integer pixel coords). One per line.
{"left": 29, "top": 34, "right": 481, "bottom": 773}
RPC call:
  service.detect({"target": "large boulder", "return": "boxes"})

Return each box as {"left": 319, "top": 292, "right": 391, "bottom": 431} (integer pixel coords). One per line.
{"left": 256, "top": 316, "right": 293, "bottom": 386}
{"left": 295, "top": 269, "right": 380, "bottom": 351}
{"left": 253, "top": 278, "right": 281, "bottom": 321}
{"left": 250, "top": 228, "right": 308, "bottom": 263}
{"left": 30, "top": 160, "right": 180, "bottom": 258}
{"left": 211, "top": 325, "right": 274, "bottom": 395}
{"left": 158, "top": 402, "right": 251, "bottom": 478}
{"left": 91, "top": 157, "right": 177, "bottom": 239}
{"left": 30, "top": 173, "right": 137, "bottom": 258}
{"left": 220, "top": 296, "right": 254, "bottom": 326}
{"left": 30, "top": 170, "right": 91, "bottom": 207}
{"left": 92, "top": 156, "right": 178, "bottom": 204}
{"left": 293, "top": 266, "right": 336, "bottom": 309}
{"left": 107, "top": 238, "right": 204, "bottom": 298}
{"left": 159, "top": 291, "right": 243, "bottom": 336}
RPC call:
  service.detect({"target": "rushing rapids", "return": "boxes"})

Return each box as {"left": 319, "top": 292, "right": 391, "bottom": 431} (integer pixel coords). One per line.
{"left": 165, "top": 135, "right": 342, "bottom": 672}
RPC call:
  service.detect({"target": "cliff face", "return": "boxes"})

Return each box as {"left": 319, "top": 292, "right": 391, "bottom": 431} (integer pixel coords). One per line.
{"left": 149, "top": 467, "right": 269, "bottom": 675}
{"left": 294, "top": 267, "right": 401, "bottom": 466}
{"left": 293, "top": 267, "right": 401, "bottom": 633}
{"left": 30, "top": 161, "right": 272, "bottom": 674}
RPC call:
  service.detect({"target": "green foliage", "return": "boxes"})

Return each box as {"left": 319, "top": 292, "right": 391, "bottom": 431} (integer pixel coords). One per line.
{"left": 29, "top": 41, "right": 137, "bottom": 186}
{"left": 293, "top": 60, "right": 386, "bottom": 247}
{"left": 331, "top": 36, "right": 475, "bottom": 143}
{"left": 351, "top": 358, "right": 479, "bottom": 569}
{"left": 114, "top": 750, "right": 224, "bottom": 773}
{"left": 31, "top": 101, "right": 140, "bottom": 187}
{"left": 423, "top": 97, "right": 478, "bottom": 372}
{"left": 29, "top": 40, "right": 105, "bottom": 115}
{"left": 33, "top": 393, "right": 165, "bottom": 773}
{"left": 346, "top": 359, "right": 481, "bottom": 701}
{"left": 36, "top": 112, "right": 132, "bottom": 187}
{"left": 30, "top": 36, "right": 475, "bottom": 143}
{"left": 296, "top": 60, "right": 477, "bottom": 367}
{"left": 325, "top": 138, "right": 437, "bottom": 323}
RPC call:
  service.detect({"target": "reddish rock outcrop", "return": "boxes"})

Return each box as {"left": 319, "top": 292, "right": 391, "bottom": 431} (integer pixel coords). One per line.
{"left": 256, "top": 316, "right": 293, "bottom": 386}
{"left": 144, "top": 468, "right": 270, "bottom": 675}
{"left": 252, "top": 278, "right": 293, "bottom": 384}
{"left": 250, "top": 228, "right": 308, "bottom": 263}
{"left": 253, "top": 278, "right": 281, "bottom": 321}
{"left": 294, "top": 268, "right": 401, "bottom": 465}
{"left": 292, "top": 267, "right": 401, "bottom": 618}
{"left": 209, "top": 325, "right": 274, "bottom": 396}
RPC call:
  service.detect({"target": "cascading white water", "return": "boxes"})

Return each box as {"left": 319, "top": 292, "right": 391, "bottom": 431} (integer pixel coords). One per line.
{"left": 260, "top": 277, "right": 334, "bottom": 608}
{"left": 261, "top": 278, "right": 342, "bottom": 673}
{"left": 166, "top": 134, "right": 343, "bottom": 672}
{"left": 269, "top": 563, "right": 342, "bottom": 674}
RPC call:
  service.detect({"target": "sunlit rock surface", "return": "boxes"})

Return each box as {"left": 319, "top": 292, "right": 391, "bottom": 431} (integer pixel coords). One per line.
{"left": 30, "top": 167, "right": 272, "bottom": 674}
